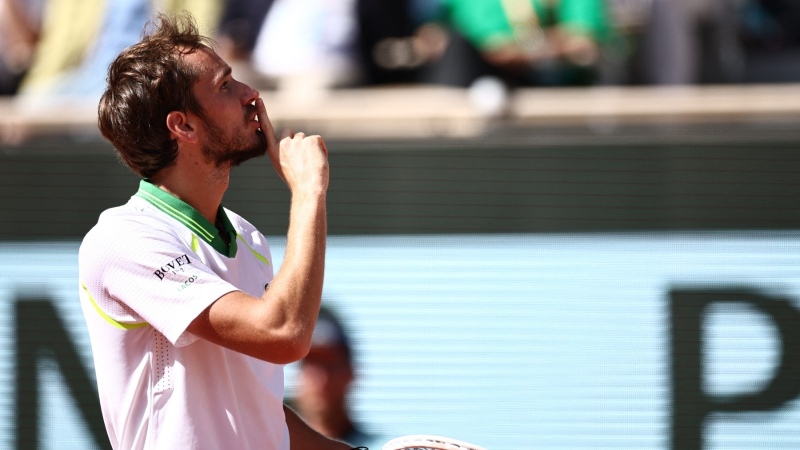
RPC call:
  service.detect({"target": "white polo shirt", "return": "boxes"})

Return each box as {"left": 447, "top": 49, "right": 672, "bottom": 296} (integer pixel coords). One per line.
{"left": 79, "top": 180, "right": 288, "bottom": 450}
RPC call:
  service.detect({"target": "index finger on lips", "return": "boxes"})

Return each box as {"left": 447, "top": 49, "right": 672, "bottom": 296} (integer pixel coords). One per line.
{"left": 255, "top": 98, "right": 278, "bottom": 152}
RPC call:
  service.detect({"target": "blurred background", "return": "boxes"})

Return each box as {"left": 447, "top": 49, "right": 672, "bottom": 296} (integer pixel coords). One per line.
{"left": 2, "top": 1, "right": 800, "bottom": 449}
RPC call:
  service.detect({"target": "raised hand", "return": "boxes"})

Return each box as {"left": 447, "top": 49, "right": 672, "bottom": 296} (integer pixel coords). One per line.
{"left": 256, "top": 98, "right": 329, "bottom": 196}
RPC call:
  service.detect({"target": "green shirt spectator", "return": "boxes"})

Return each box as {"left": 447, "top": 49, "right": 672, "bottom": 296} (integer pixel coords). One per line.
{"left": 434, "top": 0, "right": 613, "bottom": 85}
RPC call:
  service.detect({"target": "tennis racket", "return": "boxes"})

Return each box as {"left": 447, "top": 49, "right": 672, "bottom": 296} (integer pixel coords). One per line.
{"left": 382, "top": 434, "right": 487, "bottom": 450}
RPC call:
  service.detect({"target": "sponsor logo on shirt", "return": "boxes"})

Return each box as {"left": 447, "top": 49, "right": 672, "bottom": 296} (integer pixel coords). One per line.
{"left": 178, "top": 275, "right": 198, "bottom": 292}
{"left": 154, "top": 254, "right": 192, "bottom": 280}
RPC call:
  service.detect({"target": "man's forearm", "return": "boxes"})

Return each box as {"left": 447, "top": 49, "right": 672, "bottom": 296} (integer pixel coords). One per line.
{"left": 260, "top": 192, "right": 327, "bottom": 354}
{"left": 283, "top": 191, "right": 327, "bottom": 306}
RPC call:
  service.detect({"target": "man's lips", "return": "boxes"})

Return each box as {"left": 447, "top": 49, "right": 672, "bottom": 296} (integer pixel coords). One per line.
{"left": 246, "top": 105, "right": 261, "bottom": 131}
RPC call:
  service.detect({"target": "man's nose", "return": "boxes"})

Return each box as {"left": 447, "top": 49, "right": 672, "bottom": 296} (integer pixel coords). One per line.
{"left": 242, "top": 83, "right": 259, "bottom": 104}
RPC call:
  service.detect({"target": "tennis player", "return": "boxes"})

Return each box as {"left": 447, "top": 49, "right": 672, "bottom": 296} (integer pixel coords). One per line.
{"left": 78, "top": 12, "right": 361, "bottom": 450}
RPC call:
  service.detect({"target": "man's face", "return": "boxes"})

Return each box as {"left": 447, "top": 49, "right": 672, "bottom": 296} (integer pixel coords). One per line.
{"left": 296, "top": 345, "right": 354, "bottom": 414}
{"left": 186, "top": 47, "right": 267, "bottom": 168}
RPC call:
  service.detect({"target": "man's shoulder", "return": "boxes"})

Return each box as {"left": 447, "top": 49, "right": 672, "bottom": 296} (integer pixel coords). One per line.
{"left": 224, "top": 207, "right": 264, "bottom": 237}
{"left": 82, "top": 199, "right": 182, "bottom": 250}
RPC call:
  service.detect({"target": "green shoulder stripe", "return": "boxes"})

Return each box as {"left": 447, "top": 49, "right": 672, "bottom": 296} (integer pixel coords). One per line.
{"left": 81, "top": 283, "right": 149, "bottom": 330}
{"left": 237, "top": 234, "right": 271, "bottom": 267}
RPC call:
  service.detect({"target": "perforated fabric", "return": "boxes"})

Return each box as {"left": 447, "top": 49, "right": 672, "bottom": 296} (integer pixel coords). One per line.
{"left": 153, "top": 331, "right": 172, "bottom": 393}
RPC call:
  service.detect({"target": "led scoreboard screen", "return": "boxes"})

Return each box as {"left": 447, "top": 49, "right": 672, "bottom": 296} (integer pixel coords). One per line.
{"left": 2, "top": 232, "right": 799, "bottom": 450}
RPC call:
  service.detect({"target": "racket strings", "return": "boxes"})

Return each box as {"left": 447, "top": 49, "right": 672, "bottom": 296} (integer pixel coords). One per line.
{"left": 394, "top": 446, "right": 475, "bottom": 450}
{"left": 383, "top": 434, "right": 486, "bottom": 450}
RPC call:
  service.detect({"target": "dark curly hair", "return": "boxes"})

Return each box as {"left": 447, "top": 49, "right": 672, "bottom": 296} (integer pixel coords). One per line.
{"left": 98, "top": 12, "right": 211, "bottom": 178}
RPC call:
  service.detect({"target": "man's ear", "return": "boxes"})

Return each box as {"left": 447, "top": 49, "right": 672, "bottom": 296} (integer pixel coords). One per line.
{"left": 166, "top": 111, "right": 198, "bottom": 144}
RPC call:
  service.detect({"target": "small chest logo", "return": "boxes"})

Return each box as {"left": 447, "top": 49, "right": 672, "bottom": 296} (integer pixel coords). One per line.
{"left": 154, "top": 254, "right": 192, "bottom": 280}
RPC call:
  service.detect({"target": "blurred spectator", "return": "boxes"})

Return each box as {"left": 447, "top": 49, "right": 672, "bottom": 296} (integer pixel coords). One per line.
{"left": 314, "top": 0, "right": 450, "bottom": 88}
{"left": 35, "top": 0, "right": 150, "bottom": 99}
{"left": 0, "top": 0, "right": 42, "bottom": 95}
{"left": 290, "top": 306, "right": 382, "bottom": 449}
{"left": 251, "top": 0, "right": 361, "bottom": 97}
{"left": 596, "top": 0, "right": 651, "bottom": 84}
{"left": 9, "top": 0, "right": 797, "bottom": 104}
{"left": 15, "top": 0, "right": 104, "bottom": 98}
{"left": 637, "top": 0, "right": 744, "bottom": 85}
{"left": 356, "top": 0, "right": 421, "bottom": 85}
{"left": 418, "top": 0, "right": 614, "bottom": 87}
{"left": 738, "top": 0, "right": 800, "bottom": 83}
{"left": 16, "top": 0, "right": 222, "bottom": 101}
{"left": 215, "top": 0, "right": 274, "bottom": 89}
{"left": 161, "top": 0, "right": 221, "bottom": 35}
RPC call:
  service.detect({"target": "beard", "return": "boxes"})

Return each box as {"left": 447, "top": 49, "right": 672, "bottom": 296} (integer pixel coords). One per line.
{"left": 201, "top": 117, "right": 267, "bottom": 169}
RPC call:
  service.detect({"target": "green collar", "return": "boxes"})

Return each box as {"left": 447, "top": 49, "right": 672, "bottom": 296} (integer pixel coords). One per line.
{"left": 135, "top": 179, "right": 237, "bottom": 257}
